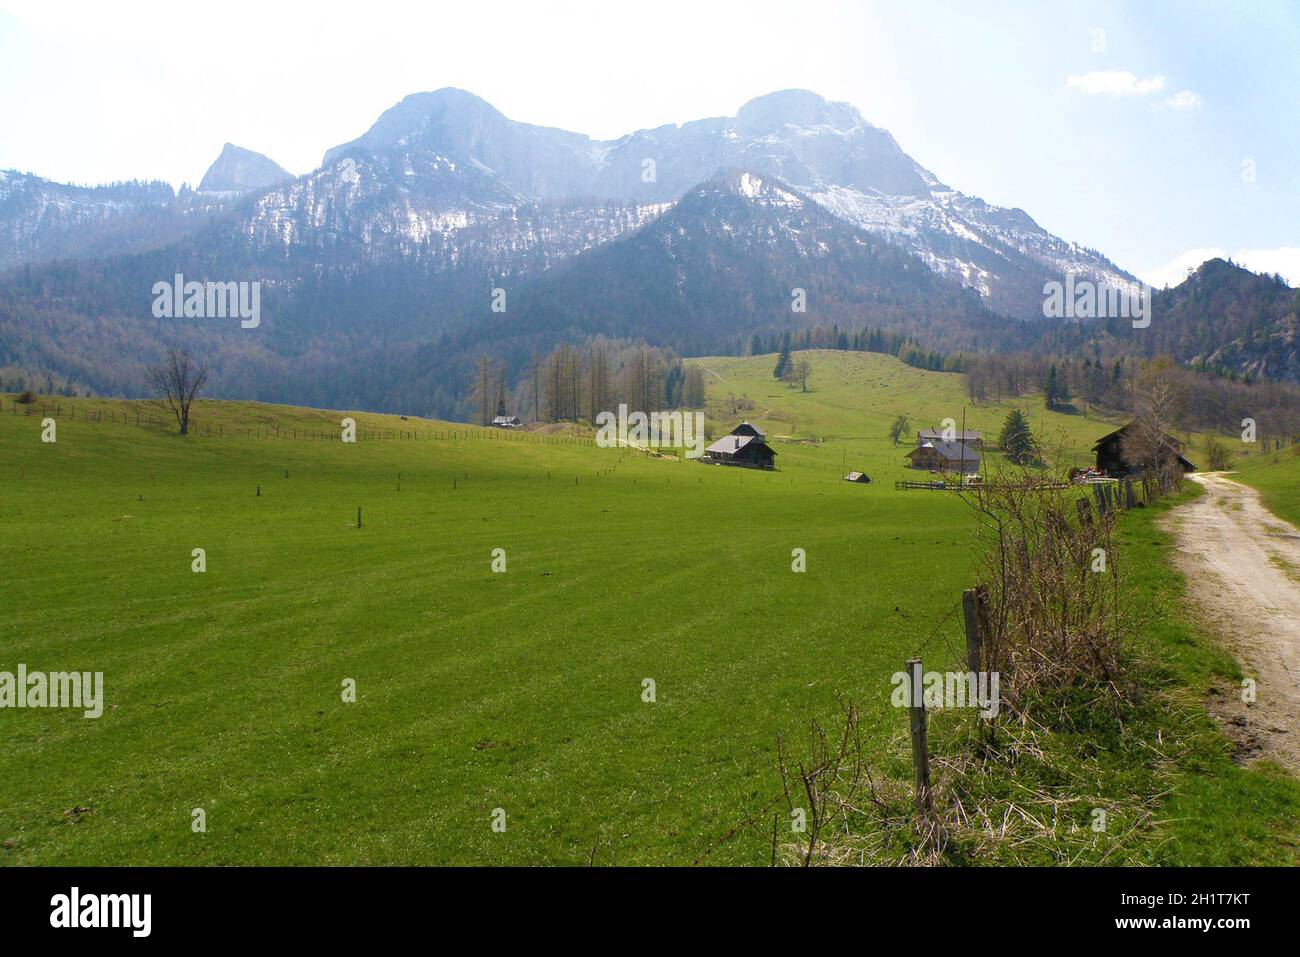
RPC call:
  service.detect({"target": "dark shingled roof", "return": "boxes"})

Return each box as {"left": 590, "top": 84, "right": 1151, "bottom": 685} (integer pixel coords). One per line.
{"left": 907, "top": 440, "right": 981, "bottom": 463}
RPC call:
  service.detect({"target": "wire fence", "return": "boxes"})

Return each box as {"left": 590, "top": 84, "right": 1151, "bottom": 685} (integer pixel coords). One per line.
{"left": 6, "top": 398, "right": 599, "bottom": 447}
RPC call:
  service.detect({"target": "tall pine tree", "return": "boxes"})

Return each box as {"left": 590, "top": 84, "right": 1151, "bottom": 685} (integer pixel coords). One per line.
{"left": 773, "top": 332, "right": 793, "bottom": 380}
{"left": 998, "top": 409, "right": 1039, "bottom": 465}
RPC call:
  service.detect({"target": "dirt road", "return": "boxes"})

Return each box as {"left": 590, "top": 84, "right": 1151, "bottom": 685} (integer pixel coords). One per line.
{"left": 1164, "top": 472, "right": 1300, "bottom": 772}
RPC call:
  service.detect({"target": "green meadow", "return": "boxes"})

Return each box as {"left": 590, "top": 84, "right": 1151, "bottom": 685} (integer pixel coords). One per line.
{"left": 1232, "top": 445, "right": 1300, "bottom": 528}
{"left": 1, "top": 351, "right": 1294, "bottom": 865}
{"left": 691, "top": 350, "right": 1113, "bottom": 479}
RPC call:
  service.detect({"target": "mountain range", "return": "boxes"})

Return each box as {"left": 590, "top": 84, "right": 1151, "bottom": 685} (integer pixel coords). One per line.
{"left": 0, "top": 88, "right": 1295, "bottom": 418}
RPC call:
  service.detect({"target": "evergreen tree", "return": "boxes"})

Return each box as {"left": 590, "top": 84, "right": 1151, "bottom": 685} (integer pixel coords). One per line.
{"left": 773, "top": 332, "right": 793, "bottom": 380}
{"left": 1044, "top": 365, "right": 1061, "bottom": 408}
{"left": 998, "top": 408, "right": 1038, "bottom": 465}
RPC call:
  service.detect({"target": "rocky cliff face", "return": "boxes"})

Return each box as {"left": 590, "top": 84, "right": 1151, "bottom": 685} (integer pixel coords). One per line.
{"left": 197, "top": 143, "right": 292, "bottom": 195}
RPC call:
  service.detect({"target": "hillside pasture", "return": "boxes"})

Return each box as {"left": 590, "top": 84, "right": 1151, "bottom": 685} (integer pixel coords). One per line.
{"left": 1, "top": 385, "right": 987, "bottom": 864}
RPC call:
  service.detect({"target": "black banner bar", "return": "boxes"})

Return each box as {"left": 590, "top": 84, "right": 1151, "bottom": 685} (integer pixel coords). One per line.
{"left": 0, "top": 866, "right": 1281, "bottom": 942}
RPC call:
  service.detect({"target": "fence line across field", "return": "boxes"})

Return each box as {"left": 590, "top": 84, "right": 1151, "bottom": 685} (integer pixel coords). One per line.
{"left": 10, "top": 400, "right": 600, "bottom": 447}
{"left": 895, "top": 479, "right": 1070, "bottom": 491}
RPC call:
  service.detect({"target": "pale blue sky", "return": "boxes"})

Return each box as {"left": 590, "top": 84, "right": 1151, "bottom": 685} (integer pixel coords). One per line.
{"left": 1, "top": 0, "right": 1296, "bottom": 284}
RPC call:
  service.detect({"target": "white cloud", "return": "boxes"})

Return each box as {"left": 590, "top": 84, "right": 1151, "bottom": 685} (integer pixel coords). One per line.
{"left": 1164, "top": 90, "right": 1202, "bottom": 111}
{"left": 1142, "top": 247, "right": 1300, "bottom": 288}
{"left": 1233, "top": 247, "right": 1300, "bottom": 285}
{"left": 1142, "top": 248, "right": 1226, "bottom": 288}
{"left": 1066, "top": 70, "right": 1167, "bottom": 97}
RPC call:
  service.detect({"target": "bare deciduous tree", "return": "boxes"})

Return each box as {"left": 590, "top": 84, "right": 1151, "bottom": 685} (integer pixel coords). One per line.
{"left": 794, "top": 358, "right": 811, "bottom": 393}
{"left": 888, "top": 414, "right": 911, "bottom": 446}
{"left": 1122, "top": 358, "right": 1186, "bottom": 490}
{"left": 147, "top": 348, "right": 208, "bottom": 435}
{"left": 472, "top": 353, "right": 494, "bottom": 426}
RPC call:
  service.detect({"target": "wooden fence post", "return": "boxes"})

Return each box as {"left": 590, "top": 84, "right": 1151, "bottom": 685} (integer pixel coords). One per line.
{"left": 962, "top": 586, "right": 989, "bottom": 674}
{"left": 357, "top": 507, "right": 362, "bottom": 528}
{"left": 1077, "top": 497, "right": 1093, "bottom": 526}
{"left": 906, "top": 657, "right": 932, "bottom": 813}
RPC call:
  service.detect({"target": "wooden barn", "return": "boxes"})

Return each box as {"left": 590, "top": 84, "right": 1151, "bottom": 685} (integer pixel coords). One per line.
{"left": 1092, "top": 423, "right": 1196, "bottom": 476}
{"left": 703, "top": 421, "right": 777, "bottom": 470}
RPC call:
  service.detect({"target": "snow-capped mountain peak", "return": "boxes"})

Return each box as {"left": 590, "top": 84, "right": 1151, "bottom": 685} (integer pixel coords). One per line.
{"left": 303, "top": 88, "right": 1133, "bottom": 315}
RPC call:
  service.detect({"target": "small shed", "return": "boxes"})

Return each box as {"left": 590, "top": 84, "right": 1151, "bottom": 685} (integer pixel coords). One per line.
{"left": 491, "top": 415, "right": 522, "bottom": 429}
{"left": 844, "top": 471, "right": 871, "bottom": 484}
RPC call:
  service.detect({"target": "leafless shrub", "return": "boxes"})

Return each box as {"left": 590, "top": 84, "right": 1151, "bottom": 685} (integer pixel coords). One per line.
{"left": 767, "top": 695, "right": 1177, "bottom": 866}
{"left": 771, "top": 698, "right": 931, "bottom": 866}
{"left": 1201, "top": 436, "right": 1232, "bottom": 471}
{"left": 957, "top": 458, "right": 1139, "bottom": 716}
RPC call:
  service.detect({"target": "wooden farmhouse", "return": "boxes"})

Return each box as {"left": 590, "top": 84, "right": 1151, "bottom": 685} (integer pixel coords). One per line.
{"left": 1092, "top": 423, "right": 1196, "bottom": 476}
{"left": 917, "top": 428, "right": 983, "bottom": 451}
{"left": 906, "top": 438, "right": 981, "bottom": 474}
{"left": 703, "top": 421, "right": 777, "bottom": 470}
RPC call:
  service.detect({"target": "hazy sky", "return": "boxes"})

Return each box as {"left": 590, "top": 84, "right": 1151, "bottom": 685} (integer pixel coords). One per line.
{"left": 1, "top": 0, "right": 1296, "bottom": 285}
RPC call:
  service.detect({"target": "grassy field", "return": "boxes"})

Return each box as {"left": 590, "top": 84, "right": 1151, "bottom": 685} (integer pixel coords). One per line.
{"left": 1, "top": 366, "right": 994, "bottom": 865}
{"left": 1, "top": 351, "right": 1294, "bottom": 865}
{"left": 1231, "top": 445, "right": 1300, "bottom": 527}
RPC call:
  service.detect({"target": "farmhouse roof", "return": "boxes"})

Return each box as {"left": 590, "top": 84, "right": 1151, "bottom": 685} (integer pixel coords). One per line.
{"left": 1091, "top": 422, "right": 1183, "bottom": 451}
{"left": 706, "top": 434, "right": 758, "bottom": 455}
{"left": 907, "top": 440, "right": 981, "bottom": 463}
{"left": 1091, "top": 424, "right": 1130, "bottom": 449}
